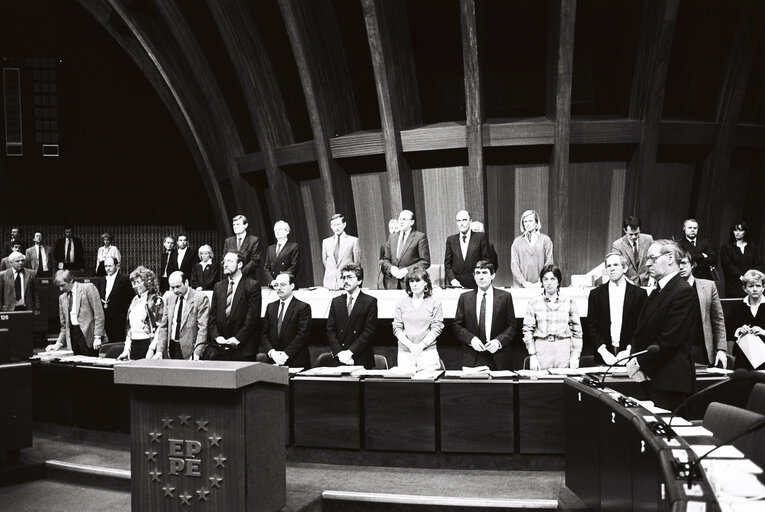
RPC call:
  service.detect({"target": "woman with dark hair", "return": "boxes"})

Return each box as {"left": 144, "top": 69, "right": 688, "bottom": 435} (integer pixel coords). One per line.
{"left": 720, "top": 221, "right": 760, "bottom": 298}
{"left": 117, "top": 266, "right": 164, "bottom": 360}
{"left": 726, "top": 269, "right": 765, "bottom": 370}
{"left": 522, "top": 264, "right": 583, "bottom": 370}
{"left": 95, "top": 232, "right": 121, "bottom": 277}
{"left": 391, "top": 267, "right": 444, "bottom": 371}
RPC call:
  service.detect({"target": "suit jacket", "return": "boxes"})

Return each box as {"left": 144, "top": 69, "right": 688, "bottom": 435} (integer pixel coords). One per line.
{"left": 159, "top": 249, "right": 178, "bottom": 280}
{"left": 53, "top": 237, "right": 85, "bottom": 271}
{"left": 633, "top": 274, "right": 700, "bottom": 394}
{"left": 678, "top": 237, "right": 716, "bottom": 280}
{"left": 0, "top": 258, "right": 10, "bottom": 271}
{"left": 175, "top": 249, "right": 196, "bottom": 277}
{"left": 0, "top": 268, "right": 38, "bottom": 312}
{"left": 190, "top": 262, "right": 220, "bottom": 291}
{"left": 56, "top": 282, "right": 105, "bottom": 349}
{"left": 223, "top": 234, "right": 261, "bottom": 279}
{"left": 326, "top": 291, "right": 377, "bottom": 368}
{"left": 322, "top": 233, "right": 360, "bottom": 289}
{"left": 264, "top": 242, "right": 300, "bottom": 284}
{"left": 25, "top": 244, "right": 53, "bottom": 275}
{"left": 261, "top": 297, "right": 312, "bottom": 368}
{"left": 444, "top": 232, "right": 490, "bottom": 289}
{"left": 2, "top": 239, "right": 26, "bottom": 258}
{"left": 207, "top": 276, "right": 261, "bottom": 359}
{"left": 154, "top": 288, "right": 209, "bottom": 359}
{"left": 612, "top": 233, "right": 654, "bottom": 286}
{"left": 381, "top": 230, "right": 430, "bottom": 289}
{"left": 96, "top": 272, "right": 134, "bottom": 344}
{"left": 585, "top": 280, "right": 646, "bottom": 364}
{"left": 693, "top": 278, "right": 727, "bottom": 365}
{"left": 452, "top": 287, "right": 517, "bottom": 370}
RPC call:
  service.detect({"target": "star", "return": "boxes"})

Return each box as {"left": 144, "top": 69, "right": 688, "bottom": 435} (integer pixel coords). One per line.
{"left": 144, "top": 450, "right": 157, "bottom": 462}
{"left": 196, "top": 488, "right": 210, "bottom": 501}
{"left": 213, "top": 453, "right": 227, "bottom": 468}
{"left": 161, "top": 414, "right": 174, "bottom": 429}
{"left": 149, "top": 431, "right": 162, "bottom": 443}
{"left": 161, "top": 484, "right": 175, "bottom": 497}
{"left": 179, "top": 493, "right": 192, "bottom": 506}
{"left": 208, "top": 434, "right": 222, "bottom": 447}
{"left": 178, "top": 414, "right": 191, "bottom": 426}
{"left": 149, "top": 469, "right": 162, "bottom": 483}
{"left": 196, "top": 419, "right": 209, "bottom": 432}
{"left": 209, "top": 475, "right": 223, "bottom": 488}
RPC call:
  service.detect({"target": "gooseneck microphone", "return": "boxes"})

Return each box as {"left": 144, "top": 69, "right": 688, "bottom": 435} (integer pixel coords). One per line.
{"left": 597, "top": 345, "right": 660, "bottom": 389}
{"left": 685, "top": 415, "right": 765, "bottom": 489}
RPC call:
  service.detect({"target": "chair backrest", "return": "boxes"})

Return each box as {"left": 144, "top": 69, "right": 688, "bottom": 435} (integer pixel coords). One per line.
{"left": 374, "top": 354, "right": 388, "bottom": 370}
{"left": 746, "top": 383, "right": 765, "bottom": 416}
{"left": 315, "top": 352, "right": 334, "bottom": 367}
{"left": 703, "top": 402, "right": 765, "bottom": 456}
{"left": 523, "top": 356, "right": 530, "bottom": 370}
{"left": 99, "top": 342, "right": 125, "bottom": 359}
{"left": 579, "top": 355, "right": 596, "bottom": 368}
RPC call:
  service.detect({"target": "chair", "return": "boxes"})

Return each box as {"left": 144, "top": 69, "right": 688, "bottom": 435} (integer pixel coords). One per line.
{"left": 315, "top": 352, "right": 335, "bottom": 367}
{"left": 373, "top": 354, "right": 388, "bottom": 370}
{"left": 702, "top": 402, "right": 765, "bottom": 456}
{"left": 746, "top": 383, "right": 765, "bottom": 416}
{"left": 99, "top": 342, "right": 124, "bottom": 359}
{"left": 579, "top": 355, "right": 596, "bottom": 368}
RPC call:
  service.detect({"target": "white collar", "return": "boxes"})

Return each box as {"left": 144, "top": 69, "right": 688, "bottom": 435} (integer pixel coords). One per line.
{"left": 658, "top": 271, "right": 679, "bottom": 290}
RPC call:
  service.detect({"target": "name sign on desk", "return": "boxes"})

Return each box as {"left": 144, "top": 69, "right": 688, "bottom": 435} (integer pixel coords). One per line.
{"left": 145, "top": 413, "right": 228, "bottom": 505}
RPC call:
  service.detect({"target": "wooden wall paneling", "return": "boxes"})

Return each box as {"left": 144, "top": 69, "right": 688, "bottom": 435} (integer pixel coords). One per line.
{"left": 608, "top": 167, "right": 627, "bottom": 246}
{"left": 77, "top": 0, "right": 229, "bottom": 234}
{"left": 638, "top": 162, "right": 695, "bottom": 240}
{"left": 279, "top": 0, "right": 358, "bottom": 236}
{"left": 624, "top": 0, "right": 680, "bottom": 217}
{"left": 546, "top": 0, "right": 577, "bottom": 280}
{"left": 152, "top": 0, "right": 266, "bottom": 241}
{"left": 207, "top": 0, "right": 311, "bottom": 284}
{"left": 420, "top": 167, "right": 467, "bottom": 270}
{"left": 361, "top": 0, "right": 419, "bottom": 218}
{"left": 514, "top": 165, "right": 551, "bottom": 276}
{"left": 696, "top": 0, "right": 764, "bottom": 242}
{"left": 486, "top": 165, "right": 517, "bottom": 287}
{"left": 300, "top": 179, "right": 329, "bottom": 287}
{"left": 351, "top": 173, "right": 388, "bottom": 289}
{"left": 460, "top": 0, "right": 486, "bottom": 225}
{"left": 411, "top": 169, "right": 427, "bottom": 236}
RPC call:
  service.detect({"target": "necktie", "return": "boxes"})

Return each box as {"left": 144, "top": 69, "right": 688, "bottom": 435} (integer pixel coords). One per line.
{"left": 479, "top": 292, "right": 487, "bottom": 342}
{"left": 276, "top": 243, "right": 282, "bottom": 257}
{"left": 277, "top": 301, "right": 285, "bottom": 336}
{"left": 237, "top": 237, "right": 242, "bottom": 250}
{"left": 527, "top": 233, "right": 532, "bottom": 244}
{"left": 347, "top": 294, "right": 354, "bottom": 315}
{"left": 334, "top": 235, "right": 340, "bottom": 261}
{"left": 396, "top": 232, "right": 405, "bottom": 260}
{"left": 462, "top": 234, "right": 466, "bottom": 244}
{"left": 163, "top": 251, "right": 171, "bottom": 276}
{"left": 68, "top": 291, "right": 73, "bottom": 314}
{"left": 66, "top": 239, "right": 71, "bottom": 263}
{"left": 14, "top": 271, "right": 22, "bottom": 301}
{"left": 225, "top": 279, "right": 233, "bottom": 317}
{"left": 174, "top": 296, "right": 184, "bottom": 341}
{"left": 38, "top": 245, "right": 43, "bottom": 271}
{"left": 692, "top": 240, "right": 696, "bottom": 247}
{"left": 633, "top": 242, "right": 638, "bottom": 265}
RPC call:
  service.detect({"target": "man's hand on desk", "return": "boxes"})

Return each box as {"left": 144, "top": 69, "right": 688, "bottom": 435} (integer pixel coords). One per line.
{"left": 715, "top": 351, "right": 727, "bottom": 369}
{"left": 337, "top": 350, "right": 354, "bottom": 365}
{"left": 45, "top": 343, "right": 63, "bottom": 352}
{"left": 625, "top": 358, "right": 647, "bottom": 382}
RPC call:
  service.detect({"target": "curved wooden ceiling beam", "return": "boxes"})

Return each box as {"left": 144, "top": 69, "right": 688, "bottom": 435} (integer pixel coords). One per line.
{"left": 279, "top": 0, "right": 358, "bottom": 233}
{"left": 76, "top": 0, "right": 229, "bottom": 234}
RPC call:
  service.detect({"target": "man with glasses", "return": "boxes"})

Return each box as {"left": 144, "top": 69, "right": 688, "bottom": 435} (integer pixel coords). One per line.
{"left": 326, "top": 264, "right": 378, "bottom": 368}
{"left": 259, "top": 272, "right": 311, "bottom": 368}
{"left": 611, "top": 216, "right": 654, "bottom": 286}
{"left": 381, "top": 209, "right": 430, "bottom": 290}
{"left": 625, "top": 240, "right": 700, "bottom": 410}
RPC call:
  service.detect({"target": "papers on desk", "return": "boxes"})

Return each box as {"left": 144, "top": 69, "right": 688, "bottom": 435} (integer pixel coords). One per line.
{"left": 672, "top": 426, "right": 713, "bottom": 437}
{"left": 351, "top": 369, "right": 390, "bottom": 378}
{"left": 579, "top": 365, "right": 629, "bottom": 375}
{"left": 443, "top": 369, "right": 517, "bottom": 379}
{"left": 489, "top": 370, "right": 516, "bottom": 379}
{"left": 637, "top": 401, "right": 670, "bottom": 414}
{"left": 300, "top": 366, "right": 363, "bottom": 376}
{"left": 516, "top": 370, "right": 562, "bottom": 379}
{"left": 288, "top": 367, "right": 304, "bottom": 375}
{"left": 702, "top": 367, "right": 734, "bottom": 375}
{"left": 411, "top": 369, "right": 444, "bottom": 381}
{"left": 690, "top": 444, "right": 745, "bottom": 459}
{"left": 706, "top": 460, "right": 765, "bottom": 501}
{"left": 701, "top": 458, "right": 762, "bottom": 475}
{"left": 31, "top": 349, "right": 74, "bottom": 361}
{"left": 666, "top": 417, "right": 692, "bottom": 426}
{"left": 547, "top": 367, "right": 584, "bottom": 376}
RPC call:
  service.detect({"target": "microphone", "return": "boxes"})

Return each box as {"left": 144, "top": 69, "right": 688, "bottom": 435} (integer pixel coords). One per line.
{"left": 684, "top": 415, "right": 765, "bottom": 489}
{"left": 654, "top": 369, "right": 750, "bottom": 438}
{"left": 597, "top": 345, "right": 660, "bottom": 389}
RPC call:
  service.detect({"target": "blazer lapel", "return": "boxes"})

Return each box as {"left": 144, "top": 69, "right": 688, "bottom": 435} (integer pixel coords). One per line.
{"left": 180, "top": 292, "right": 192, "bottom": 329}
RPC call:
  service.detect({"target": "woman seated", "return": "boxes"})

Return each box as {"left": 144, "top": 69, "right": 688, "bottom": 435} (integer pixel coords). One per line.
{"left": 726, "top": 269, "right": 765, "bottom": 370}
{"left": 117, "top": 266, "right": 164, "bottom": 360}
{"left": 392, "top": 267, "right": 444, "bottom": 372}
{"left": 720, "top": 221, "right": 760, "bottom": 298}
{"left": 190, "top": 244, "right": 220, "bottom": 291}
{"left": 522, "top": 264, "right": 583, "bottom": 370}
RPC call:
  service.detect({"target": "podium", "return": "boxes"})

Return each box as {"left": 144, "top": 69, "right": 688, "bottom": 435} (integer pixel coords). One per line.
{"left": 115, "top": 360, "right": 288, "bottom": 511}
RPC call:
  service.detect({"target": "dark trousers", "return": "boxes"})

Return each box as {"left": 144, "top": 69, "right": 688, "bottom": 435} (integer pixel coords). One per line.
{"left": 643, "top": 382, "right": 689, "bottom": 411}
{"left": 70, "top": 325, "right": 98, "bottom": 357}
{"left": 129, "top": 338, "right": 151, "bottom": 360}
{"left": 169, "top": 340, "right": 184, "bottom": 360}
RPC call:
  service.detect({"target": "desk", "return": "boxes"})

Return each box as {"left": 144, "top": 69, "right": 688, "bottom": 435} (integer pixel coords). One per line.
{"left": 292, "top": 376, "right": 361, "bottom": 449}
{"left": 518, "top": 379, "right": 565, "bottom": 454}
{"left": 364, "top": 378, "right": 436, "bottom": 452}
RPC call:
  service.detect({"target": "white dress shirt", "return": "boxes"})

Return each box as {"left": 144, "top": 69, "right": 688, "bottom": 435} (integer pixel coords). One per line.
{"left": 608, "top": 278, "right": 626, "bottom": 347}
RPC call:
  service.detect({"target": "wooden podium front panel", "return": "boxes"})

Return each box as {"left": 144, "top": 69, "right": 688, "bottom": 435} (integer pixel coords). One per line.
{"left": 518, "top": 380, "right": 565, "bottom": 453}
{"left": 364, "top": 379, "right": 436, "bottom": 452}
{"left": 131, "top": 387, "right": 248, "bottom": 511}
{"left": 598, "top": 397, "right": 634, "bottom": 511}
{"left": 292, "top": 377, "right": 360, "bottom": 449}
{"left": 439, "top": 380, "right": 514, "bottom": 453}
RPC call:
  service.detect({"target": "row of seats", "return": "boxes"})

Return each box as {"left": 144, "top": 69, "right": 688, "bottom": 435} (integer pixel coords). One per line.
{"left": 702, "top": 383, "right": 765, "bottom": 468}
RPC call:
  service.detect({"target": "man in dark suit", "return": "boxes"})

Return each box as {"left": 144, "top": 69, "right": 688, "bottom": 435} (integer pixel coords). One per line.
{"left": 25, "top": 231, "right": 53, "bottom": 277}
{"left": 611, "top": 216, "right": 654, "bottom": 286}
{"left": 96, "top": 256, "right": 133, "bottom": 345}
{"left": 0, "top": 251, "right": 39, "bottom": 312}
{"left": 470, "top": 221, "right": 498, "bottom": 273}
{"left": 2, "top": 227, "right": 26, "bottom": 258}
{"left": 381, "top": 209, "right": 430, "bottom": 290}
{"left": 258, "top": 272, "right": 311, "bottom": 368}
{"left": 264, "top": 220, "right": 300, "bottom": 285}
{"left": 174, "top": 234, "right": 196, "bottom": 277}
{"left": 452, "top": 260, "right": 517, "bottom": 370}
{"left": 326, "top": 263, "right": 378, "bottom": 369}
{"left": 445, "top": 210, "right": 491, "bottom": 289}
{"left": 585, "top": 252, "right": 646, "bottom": 365}
{"left": 45, "top": 270, "right": 105, "bottom": 356}
{"left": 626, "top": 240, "right": 701, "bottom": 410}
{"left": 205, "top": 251, "right": 262, "bottom": 361}
{"left": 678, "top": 252, "right": 728, "bottom": 368}
{"left": 158, "top": 235, "right": 177, "bottom": 293}
{"left": 223, "top": 214, "right": 261, "bottom": 280}
{"left": 53, "top": 227, "right": 85, "bottom": 272}
{"left": 678, "top": 219, "right": 716, "bottom": 281}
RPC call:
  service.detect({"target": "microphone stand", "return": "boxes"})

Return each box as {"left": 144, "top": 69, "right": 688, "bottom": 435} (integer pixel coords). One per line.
{"left": 596, "top": 345, "right": 660, "bottom": 389}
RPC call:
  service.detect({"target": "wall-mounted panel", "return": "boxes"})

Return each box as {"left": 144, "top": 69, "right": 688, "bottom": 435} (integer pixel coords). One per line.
{"left": 351, "top": 172, "right": 388, "bottom": 290}
{"left": 636, "top": 162, "right": 696, "bottom": 240}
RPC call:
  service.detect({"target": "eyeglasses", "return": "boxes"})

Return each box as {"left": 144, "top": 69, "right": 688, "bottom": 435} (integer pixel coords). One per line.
{"left": 340, "top": 275, "right": 357, "bottom": 280}
{"left": 272, "top": 282, "right": 290, "bottom": 289}
{"left": 645, "top": 253, "right": 668, "bottom": 264}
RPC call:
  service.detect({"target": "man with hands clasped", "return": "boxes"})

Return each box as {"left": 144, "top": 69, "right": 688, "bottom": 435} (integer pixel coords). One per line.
{"left": 258, "top": 272, "right": 312, "bottom": 368}
{"left": 452, "top": 260, "right": 517, "bottom": 370}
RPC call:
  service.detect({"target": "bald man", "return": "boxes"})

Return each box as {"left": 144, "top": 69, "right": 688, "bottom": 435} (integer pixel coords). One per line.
{"left": 381, "top": 210, "right": 430, "bottom": 290}
{"left": 445, "top": 210, "right": 491, "bottom": 289}
{"left": 0, "top": 251, "right": 39, "bottom": 312}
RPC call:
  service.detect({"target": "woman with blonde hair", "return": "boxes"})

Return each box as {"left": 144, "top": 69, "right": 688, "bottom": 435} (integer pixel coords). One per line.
{"left": 117, "top": 266, "right": 164, "bottom": 360}
{"left": 510, "top": 210, "right": 553, "bottom": 288}
{"left": 726, "top": 269, "right": 765, "bottom": 370}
